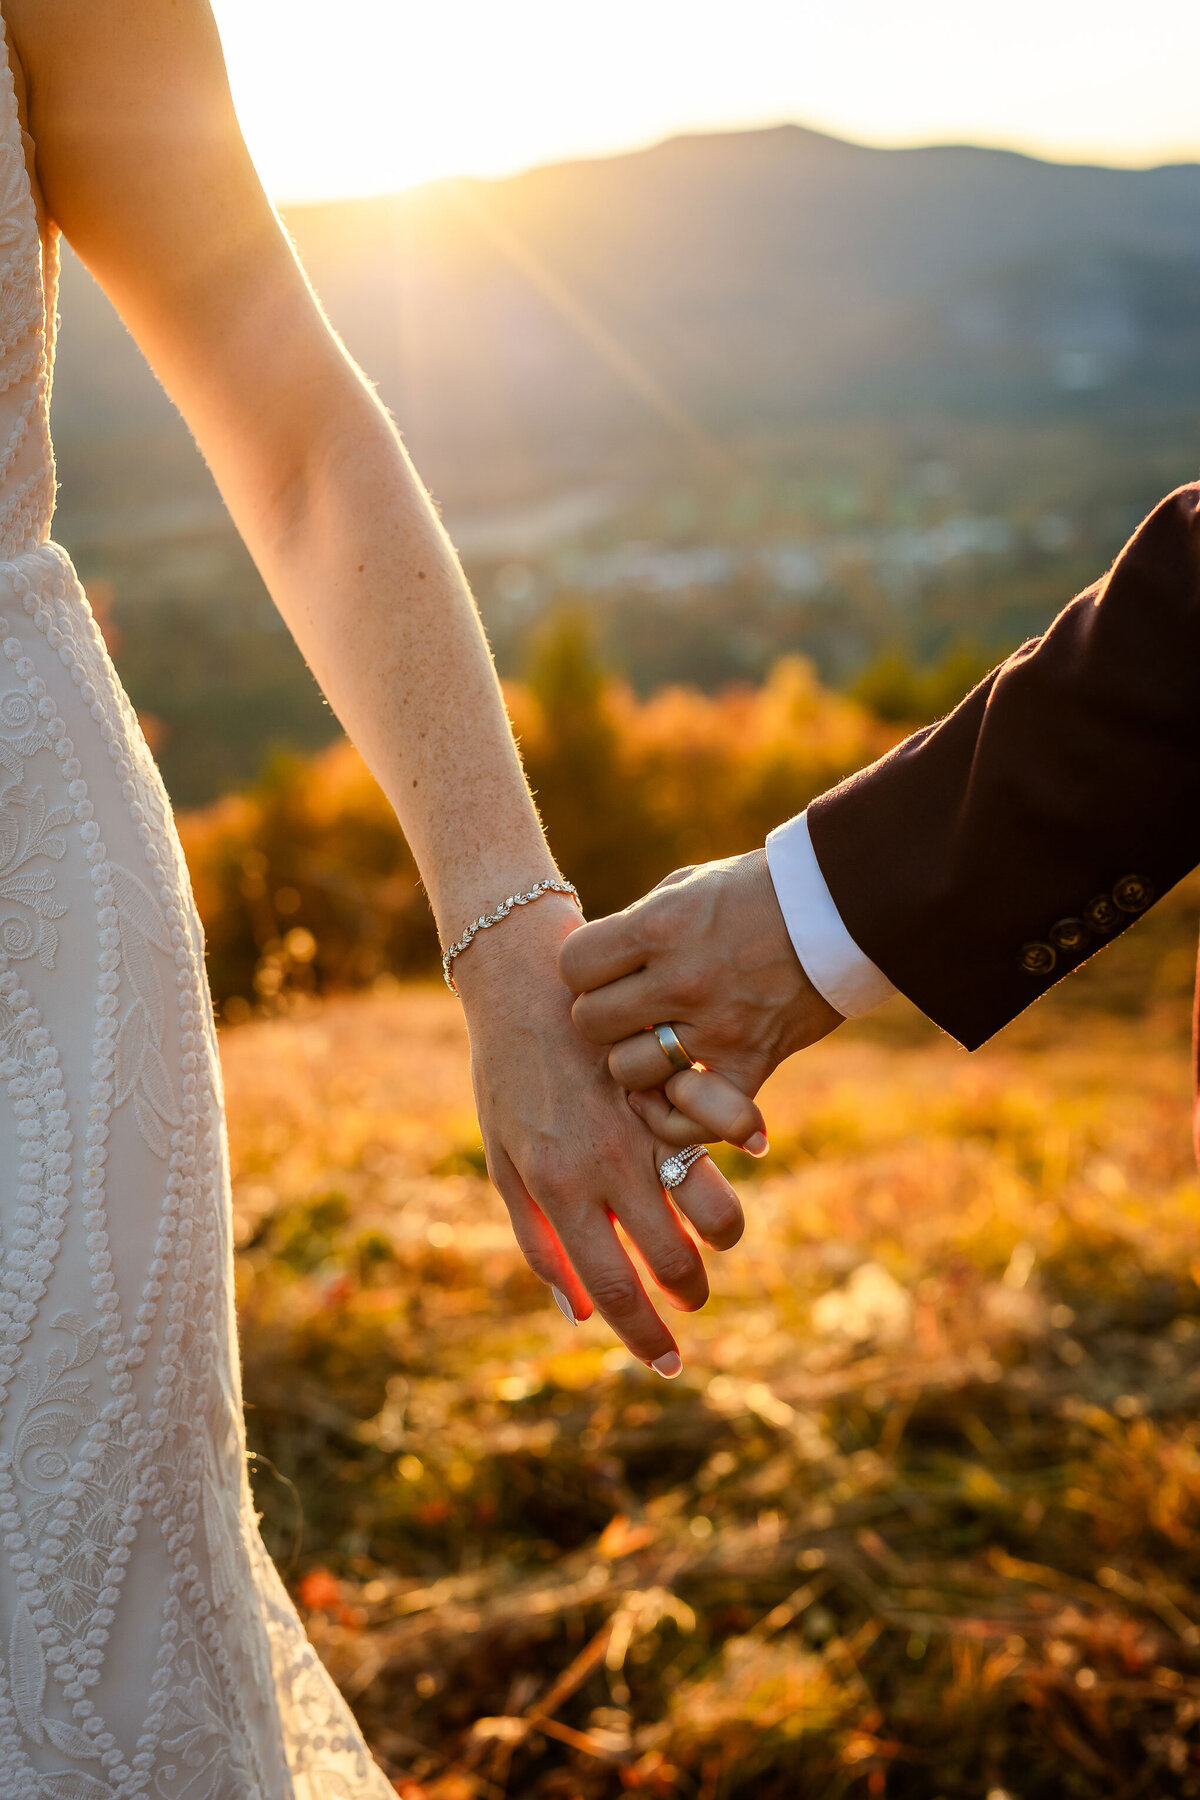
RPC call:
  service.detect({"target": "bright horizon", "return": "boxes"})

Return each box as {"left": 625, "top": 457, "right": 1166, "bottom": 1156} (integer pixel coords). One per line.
{"left": 212, "top": 0, "right": 1200, "bottom": 205}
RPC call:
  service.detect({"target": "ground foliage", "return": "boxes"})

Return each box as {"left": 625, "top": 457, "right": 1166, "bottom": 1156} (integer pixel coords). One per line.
{"left": 222, "top": 892, "right": 1200, "bottom": 1798}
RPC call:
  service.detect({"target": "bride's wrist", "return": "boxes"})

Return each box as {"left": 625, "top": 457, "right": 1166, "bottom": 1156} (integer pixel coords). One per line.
{"left": 448, "top": 889, "right": 582, "bottom": 1010}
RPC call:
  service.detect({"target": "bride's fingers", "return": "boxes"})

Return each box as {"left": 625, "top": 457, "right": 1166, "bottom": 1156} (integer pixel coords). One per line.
{"left": 659, "top": 1149, "right": 745, "bottom": 1250}
{"left": 489, "top": 1146, "right": 594, "bottom": 1325}
{"left": 630, "top": 1081, "right": 760, "bottom": 1155}
{"left": 667, "top": 1067, "right": 767, "bottom": 1149}
{"left": 630, "top": 1086, "right": 721, "bottom": 1149}
{"left": 629, "top": 1067, "right": 766, "bottom": 1150}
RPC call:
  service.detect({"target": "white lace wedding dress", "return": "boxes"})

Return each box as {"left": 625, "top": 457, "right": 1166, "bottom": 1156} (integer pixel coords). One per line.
{"left": 0, "top": 28, "right": 395, "bottom": 1800}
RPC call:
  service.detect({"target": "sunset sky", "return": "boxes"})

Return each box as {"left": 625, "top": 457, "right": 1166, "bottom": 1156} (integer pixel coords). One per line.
{"left": 211, "top": 0, "right": 1200, "bottom": 204}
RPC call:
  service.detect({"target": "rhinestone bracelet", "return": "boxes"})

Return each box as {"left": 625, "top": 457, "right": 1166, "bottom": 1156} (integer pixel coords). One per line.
{"left": 441, "top": 877, "right": 581, "bottom": 994}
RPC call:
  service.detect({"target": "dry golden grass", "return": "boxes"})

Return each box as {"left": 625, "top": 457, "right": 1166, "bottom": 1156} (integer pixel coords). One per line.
{"left": 222, "top": 944, "right": 1200, "bottom": 1800}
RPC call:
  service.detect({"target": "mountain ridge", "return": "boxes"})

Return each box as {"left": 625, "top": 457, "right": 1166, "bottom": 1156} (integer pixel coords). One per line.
{"left": 51, "top": 120, "right": 1200, "bottom": 528}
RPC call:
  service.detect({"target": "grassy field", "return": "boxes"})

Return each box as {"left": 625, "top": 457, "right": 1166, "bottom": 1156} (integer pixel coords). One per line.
{"left": 223, "top": 928, "right": 1200, "bottom": 1799}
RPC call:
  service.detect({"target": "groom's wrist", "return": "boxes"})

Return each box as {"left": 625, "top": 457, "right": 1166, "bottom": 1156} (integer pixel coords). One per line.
{"left": 764, "top": 813, "right": 896, "bottom": 1019}
{"left": 736, "top": 848, "right": 844, "bottom": 1055}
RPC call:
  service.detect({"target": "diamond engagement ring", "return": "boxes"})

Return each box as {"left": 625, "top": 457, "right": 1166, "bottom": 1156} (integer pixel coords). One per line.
{"left": 658, "top": 1144, "right": 708, "bottom": 1190}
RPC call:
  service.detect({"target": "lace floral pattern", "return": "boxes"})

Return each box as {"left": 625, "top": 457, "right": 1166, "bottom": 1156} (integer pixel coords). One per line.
{"left": 0, "top": 688, "right": 69, "bottom": 966}
{"left": 0, "top": 12, "right": 395, "bottom": 1798}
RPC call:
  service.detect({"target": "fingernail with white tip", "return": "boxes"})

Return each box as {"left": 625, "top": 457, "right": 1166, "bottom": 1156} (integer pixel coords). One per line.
{"left": 551, "top": 1285, "right": 578, "bottom": 1325}
{"left": 744, "top": 1132, "right": 769, "bottom": 1157}
{"left": 651, "top": 1351, "right": 683, "bottom": 1379}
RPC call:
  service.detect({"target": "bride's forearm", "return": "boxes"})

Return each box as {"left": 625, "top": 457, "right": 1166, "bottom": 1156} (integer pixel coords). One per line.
{"left": 12, "top": 0, "right": 745, "bottom": 1368}
{"left": 21, "top": 0, "right": 555, "bottom": 946}
{"left": 231, "top": 385, "right": 557, "bottom": 942}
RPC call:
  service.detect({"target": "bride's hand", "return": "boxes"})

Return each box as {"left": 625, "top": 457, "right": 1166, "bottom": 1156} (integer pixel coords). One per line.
{"left": 453, "top": 895, "right": 744, "bottom": 1374}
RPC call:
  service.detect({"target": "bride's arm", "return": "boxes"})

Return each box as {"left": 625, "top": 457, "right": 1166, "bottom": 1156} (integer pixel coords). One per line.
{"left": 9, "top": 0, "right": 744, "bottom": 1366}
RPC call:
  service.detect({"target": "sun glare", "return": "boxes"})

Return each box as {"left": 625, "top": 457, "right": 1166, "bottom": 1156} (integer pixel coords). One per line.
{"left": 213, "top": 0, "right": 1200, "bottom": 206}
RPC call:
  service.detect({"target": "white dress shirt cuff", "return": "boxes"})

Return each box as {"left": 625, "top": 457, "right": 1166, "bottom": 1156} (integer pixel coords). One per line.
{"left": 765, "top": 811, "right": 897, "bottom": 1018}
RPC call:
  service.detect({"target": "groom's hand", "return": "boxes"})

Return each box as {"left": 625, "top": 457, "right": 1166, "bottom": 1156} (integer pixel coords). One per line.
{"left": 559, "top": 850, "right": 843, "bottom": 1146}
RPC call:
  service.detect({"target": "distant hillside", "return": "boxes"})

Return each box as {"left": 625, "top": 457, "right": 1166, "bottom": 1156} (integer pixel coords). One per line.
{"left": 51, "top": 123, "right": 1200, "bottom": 532}
{"left": 46, "top": 125, "right": 1200, "bottom": 804}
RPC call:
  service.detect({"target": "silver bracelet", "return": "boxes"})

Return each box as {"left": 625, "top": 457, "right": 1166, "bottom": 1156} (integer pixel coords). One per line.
{"left": 441, "top": 877, "right": 581, "bottom": 994}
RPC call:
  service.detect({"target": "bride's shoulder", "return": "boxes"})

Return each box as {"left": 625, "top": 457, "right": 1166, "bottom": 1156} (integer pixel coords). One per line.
{"left": 0, "top": 0, "right": 244, "bottom": 257}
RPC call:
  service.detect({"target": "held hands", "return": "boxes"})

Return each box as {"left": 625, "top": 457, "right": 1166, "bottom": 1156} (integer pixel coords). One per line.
{"left": 559, "top": 850, "right": 844, "bottom": 1145}
{"left": 460, "top": 852, "right": 838, "bottom": 1368}
{"left": 455, "top": 894, "right": 745, "bottom": 1375}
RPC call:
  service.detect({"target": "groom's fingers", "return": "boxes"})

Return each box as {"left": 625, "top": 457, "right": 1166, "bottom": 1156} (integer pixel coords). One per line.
{"left": 558, "top": 911, "right": 652, "bottom": 996}
{"left": 609, "top": 1028, "right": 697, "bottom": 1091}
{"left": 571, "top": 969, "right": 671, "bottom": 1047}
{"left": 559, "top": 871, "right": 697, "bottom": 1001}
{"left": 628, "top": 1068, "right": 765, "bottom": 1150}
{"left": 611, "top": 1030, "right": 767, "bottom": 1142}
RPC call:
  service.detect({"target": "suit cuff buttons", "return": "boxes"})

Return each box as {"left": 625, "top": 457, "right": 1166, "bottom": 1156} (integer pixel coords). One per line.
{"left": 1018, "top": 874, "right": 1155, "bottom": 977}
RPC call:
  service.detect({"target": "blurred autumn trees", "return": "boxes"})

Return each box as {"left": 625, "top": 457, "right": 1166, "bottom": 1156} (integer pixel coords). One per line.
{"left": 181, "top": 616, "right": 894, "bottom": 1016}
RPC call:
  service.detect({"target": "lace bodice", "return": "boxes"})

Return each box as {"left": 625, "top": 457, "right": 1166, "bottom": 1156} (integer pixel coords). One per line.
{"left": 0, "top": 17, "right": 394, "bottom": 1799}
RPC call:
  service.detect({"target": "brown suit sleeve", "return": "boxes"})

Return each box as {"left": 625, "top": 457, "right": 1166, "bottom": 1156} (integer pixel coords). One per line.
{"left": 807, "top": 482, "right": 1200, "bottom": 1050}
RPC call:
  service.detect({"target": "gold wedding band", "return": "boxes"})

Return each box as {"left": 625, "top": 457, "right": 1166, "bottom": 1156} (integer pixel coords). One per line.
{"left": 651, "top": 1022, "right": 694, "bottom": 1074}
